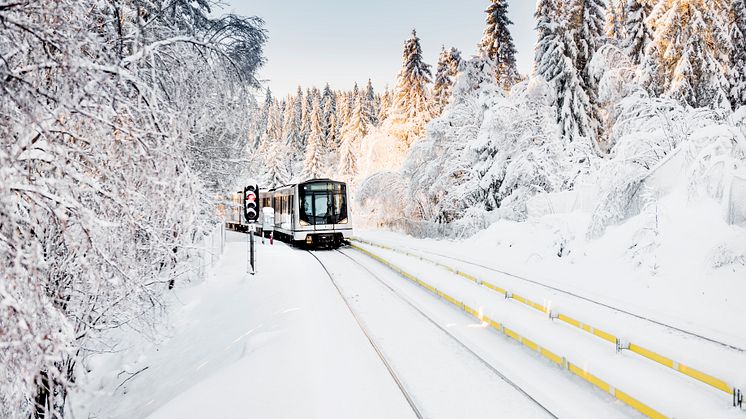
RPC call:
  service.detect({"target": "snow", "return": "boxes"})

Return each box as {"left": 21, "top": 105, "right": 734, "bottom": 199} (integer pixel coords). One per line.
{"left": 73, "top": 232, "right": 416, "bottom": 419}
{"left": 356, "top": 186, "right": 746, "bottom": 354}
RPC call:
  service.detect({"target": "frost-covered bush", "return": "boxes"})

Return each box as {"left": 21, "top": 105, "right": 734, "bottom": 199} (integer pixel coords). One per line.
{"left": 0, "top": 1, "right": 265, "bottom": 417}
{"left": 588, "top": 97, "right": 746, "bottom": 238}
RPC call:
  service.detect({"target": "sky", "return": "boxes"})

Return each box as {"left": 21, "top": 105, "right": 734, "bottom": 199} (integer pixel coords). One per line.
{"left": 219, "top": 0, "right": 539, "bottom": 98}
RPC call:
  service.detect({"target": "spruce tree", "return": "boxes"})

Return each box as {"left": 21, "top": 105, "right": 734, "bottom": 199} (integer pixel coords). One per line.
{"left": 478, "top": 0, "right": 519, "bottom": 89}
{"left": 342, "top": 92, "right": 369, "bottom": 148}
{"left": 338, "top": 135, "right": 358, "bottom": 184}
{"left": 730, "top": 0, "right": 746, "bottom": 108}
{"left": 282, "top": 91, "right": 304, "bottom": 179}
{"left": 378, "top": 85, "right": 392, "bottom": 123}
{"left": 389, "top": 29, "right": 433, "bottom": 147}
{"left": 535, "top": 0, "right": 596, "bottom": 142}
{"left": 255, "top": 87, "right": 273, "bottom": 148}
{"left": 605, "top": 0, "right": 627, "bottom": 44}
{"left": 432, "top": 46, "right": 462, "bottom": 116}
{"left": 300, "top": 88, "right": 313, "bottom": 148}
{"left": 321, "top": 83, "right": 337, "bottom": 148}
{"left": 569, "top": 0, "right": 605, "bottom": 143}
{"left": 534, "top": 0, "right": 560, "bottom": 75}
{"left": 363, "top": 79, "right": 379, "bottom": 127}
{"left": 645, "top": 0, "right": 732, "bottom": 108}
{"left": 264, "top": 99, "right": 282, "bottom": 144}
{"left": 623, "top": 0, "right": 653, "bottom": 65}
{"left": 264, "top": 139, "right": 290, "bottom": 188}
{"left": 302, "top": 97, "right": 325, "bottom": 180}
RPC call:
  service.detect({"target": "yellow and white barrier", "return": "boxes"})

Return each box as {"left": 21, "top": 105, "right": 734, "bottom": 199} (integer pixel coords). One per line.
{"left": 351, "top": 243, "right": 668, "bottom": 419}
{"left": 351, "top": 237, "right": 742, "bottom": 411}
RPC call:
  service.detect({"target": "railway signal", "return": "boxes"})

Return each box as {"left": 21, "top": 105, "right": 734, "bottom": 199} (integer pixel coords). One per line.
{"left": 243, "top": 184, "right": 259, "bottom": 223}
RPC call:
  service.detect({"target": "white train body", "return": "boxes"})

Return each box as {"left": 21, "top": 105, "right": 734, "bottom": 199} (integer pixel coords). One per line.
{"left": 262, "top": 179, "right": 352, "bottom": 247}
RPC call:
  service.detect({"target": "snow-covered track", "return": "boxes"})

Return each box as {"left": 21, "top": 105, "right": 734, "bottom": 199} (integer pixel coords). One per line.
{"left": 349, "top": 241, "right": 746, "bottom": 418}
{"left": 350, "top": 237, "right": 744, "bottom": 407}
{"left": 333, "top": 249, "right": 559, "bottom": 418}
{"left": 306, "top": 250, "right": 425, "bottom": 419}
{"left": 386, "top": 240, "right": 746, "bottom": 354}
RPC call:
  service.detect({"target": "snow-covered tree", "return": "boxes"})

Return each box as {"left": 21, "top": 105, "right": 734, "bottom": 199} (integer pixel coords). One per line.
{"left": 432, "top": 46, "right": 463, "bottom": 116}
{"left": 338, "top": 135, "right": 358, "bottom": 184}
{"left": 321, "top": 84, "right": 338, "bottom": 148}
{"left": 605, "top": 0, "right": 628, "bottom": 44}
{"left": 378, "top": 85, "right": 393, "bottom": 122}
{"left": 256, "top": 87, "right": 273, "bottom": 147}
{"left": 264, "top": 139, "right": 291, "bottom": 187}
{"left": 623, "top": 0, "right": 653, "bottom": 65}
{"left": 303, "top": 97, "right": 326, "bottom": 179}
{"left": 388, "top": 30, "right": 433, "bottom": 148}
{"left": 535, "top": 0, "right": 598, "bottom": 143}
{"left": 643, "top": 0, "right": 732, "bottom": 108}
{"left": 569, "top": 0, "right": 606, "bottom": 143}
{"left": 478, "top": 0, "right": 520, "bottom": 89}
{"left": 259, "top": 99, "right": 282, "bottom": 154}
{"left": 730, "top": 0, "right": 746, "bottom": 108}
{"left": 364, "top": 79, "right": 379, "bottom": 127}
{"left": 282, "top": 92, "right": 304, "bottom": 178}
{"left": 0, "top": 1, "right": 266, "bottom": 417}
{"left": 342, "top": 92, "right": 370, "bottom": 148}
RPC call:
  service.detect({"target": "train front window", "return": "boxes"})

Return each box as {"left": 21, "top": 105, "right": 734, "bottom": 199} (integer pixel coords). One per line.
{"left": 299, "top": 182, "right": 347, "bottom": 225}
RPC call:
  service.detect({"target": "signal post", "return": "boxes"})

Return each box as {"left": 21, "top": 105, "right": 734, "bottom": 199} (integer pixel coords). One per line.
{"left": 243, "top": 183, "right": 259, "bottom": 275}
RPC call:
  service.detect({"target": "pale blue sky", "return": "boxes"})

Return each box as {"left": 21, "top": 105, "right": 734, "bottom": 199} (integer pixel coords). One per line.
{"left": 221, "top": 1, "right": 539, "bottom": 97}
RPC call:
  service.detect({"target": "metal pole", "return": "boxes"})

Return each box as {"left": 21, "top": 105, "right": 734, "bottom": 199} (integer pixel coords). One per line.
{"left": 249, "top": 228, "right": 256, "bottom": 275}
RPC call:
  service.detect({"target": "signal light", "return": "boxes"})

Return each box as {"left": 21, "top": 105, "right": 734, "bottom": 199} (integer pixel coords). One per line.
{"left": 243, "top": 184, "right": 259, "bottom": 223}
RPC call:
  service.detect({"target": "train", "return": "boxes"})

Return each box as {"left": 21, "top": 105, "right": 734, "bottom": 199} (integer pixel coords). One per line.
{"left": 221, "top": 178, "right": 352, "bottom": 248}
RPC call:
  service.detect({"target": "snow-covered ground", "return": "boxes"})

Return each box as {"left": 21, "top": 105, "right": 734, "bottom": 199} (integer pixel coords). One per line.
{"left": 71, "top": 223, "right": 745, "bottom": 418}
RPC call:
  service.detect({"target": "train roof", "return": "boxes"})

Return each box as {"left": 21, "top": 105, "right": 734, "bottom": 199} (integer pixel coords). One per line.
{"left": 267, "top": 178, "right": 345, "bottom": 192}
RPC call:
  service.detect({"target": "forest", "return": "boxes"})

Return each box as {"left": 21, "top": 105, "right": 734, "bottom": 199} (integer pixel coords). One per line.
{"left": 251, "top": 0, "right": 746, "bottom": 237}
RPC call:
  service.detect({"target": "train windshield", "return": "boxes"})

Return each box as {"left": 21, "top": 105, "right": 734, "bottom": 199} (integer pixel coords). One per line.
{"left": 299, "top": 182, "right": 348, "bottom": 225}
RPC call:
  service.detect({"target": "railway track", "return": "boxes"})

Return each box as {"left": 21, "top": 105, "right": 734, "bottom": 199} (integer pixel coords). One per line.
{"left": 307, "top": 249, "right": 559, "bottom": 419}
{"left": 347, "top": 239, "right": 745, "bottom": 417}
{"left": 398, "top": 243, "right": 746, "bottom": 354}
{"left": 306, "top": 250, "right": 424, "bottom": 419}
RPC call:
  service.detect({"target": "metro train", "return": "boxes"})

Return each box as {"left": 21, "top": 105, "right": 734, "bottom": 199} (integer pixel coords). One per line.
{"left": 222, "top": 178, "right": 352, "bottom": 248}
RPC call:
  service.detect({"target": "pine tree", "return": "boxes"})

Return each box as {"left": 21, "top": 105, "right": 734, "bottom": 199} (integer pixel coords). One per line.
{"left": 432, "top": 46, "right": 463, "bottom": 116}
{"left": 389, "top": 29, "right": 433, "bottom": 147}
{"left": 568, "top": 0, "right": 605, "bottom": 143}
{"left": 730, "top": 0, "right": 746, "bottom": 108}
{"left": 321, "top": 83, "right": 337, "bottom": 148}
{"left": 378, "top": 85, "right": 392, "bottom": 122}
{"left": 303, "top": 97, "right": 325, "bottom": 180}
{"left": 323, "top": 100, "right": 339, "bottom": 150}
{"left": 342, "top": 92, "right": 369, "bottom": 148}
{"left": 644, "top": 0, "right": 732, "bottom": 108}
{"left": 338, "top": 135, "right": 358, "bottom": 184}
{"left": 255, "top": 87, "right": 273, "bottom": 148}
{"left": 264, "top": 99, "right": 282, "bottom": 145}
{"left": 478, "top": 0, "right": 519, "bottom": 89}
{"left": 363, "top": 79, "right": 379, "bottom": 127}
{"left": 300, "top": 88, "right": 313, "bottom": 147}
{"left": 534, "top": 0, "right": 560, "bottom": 75}
{"left": 264, "top": 139, "right": 290, "bottom": 188}
{"left": 623, "top": 0, "right": 653, "bottom": 65}
{"left": 605, "top": 0, "right": 627, "bottom": 44}
{"left": 282, "top": 93, "right": 303, "bottom": 166}
{"left": 535, "top": 0, "right": 596, "bottom": 142}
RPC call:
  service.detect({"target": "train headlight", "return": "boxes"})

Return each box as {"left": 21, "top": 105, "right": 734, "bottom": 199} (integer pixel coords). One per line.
{"left": 338, "top": 217, "right": 348, "bottom": 224}
{"left": 305, "top": 235, "right": 313, "bottom": 244}
{"left": 300, "top": 219, "right": 310, "bottom": 226}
